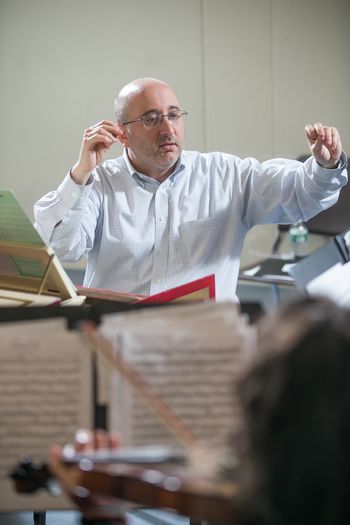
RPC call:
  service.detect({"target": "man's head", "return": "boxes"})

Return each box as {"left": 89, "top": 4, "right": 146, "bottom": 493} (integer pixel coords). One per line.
{"left": 114, "top": 78, "right": 186, "bottom": 181}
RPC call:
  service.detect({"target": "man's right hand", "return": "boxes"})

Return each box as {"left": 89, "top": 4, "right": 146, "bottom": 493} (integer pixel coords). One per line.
{"left": 71, "top": 120, "right": 122, "bottom": 185}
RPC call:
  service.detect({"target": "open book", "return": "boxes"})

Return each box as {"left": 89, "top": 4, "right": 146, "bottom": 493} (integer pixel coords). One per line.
{"left": 0, "top": 189, "right": 216, "bottom": 306}
{"left": 77, "top": 274, "right": 215, "bottom": 304}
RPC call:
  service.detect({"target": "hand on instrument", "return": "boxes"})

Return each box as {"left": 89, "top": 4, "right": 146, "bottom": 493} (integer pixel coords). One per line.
{"left": 49, "top": 428, "right": 121, "bottom": 492}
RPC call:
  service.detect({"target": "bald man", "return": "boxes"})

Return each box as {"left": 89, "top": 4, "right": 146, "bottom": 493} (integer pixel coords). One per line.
{"left": 34, "top": 78, "right": 347, "bottom": 301}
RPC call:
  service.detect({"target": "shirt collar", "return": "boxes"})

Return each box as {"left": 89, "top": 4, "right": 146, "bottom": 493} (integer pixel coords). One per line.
{"left": 122, "top": 148, "right": 185, "bottom": 185}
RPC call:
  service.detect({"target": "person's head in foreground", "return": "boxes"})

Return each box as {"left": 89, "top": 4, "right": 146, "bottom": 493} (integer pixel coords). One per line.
{"left": 238, "top": 297, "right": 350, "bottom": 525}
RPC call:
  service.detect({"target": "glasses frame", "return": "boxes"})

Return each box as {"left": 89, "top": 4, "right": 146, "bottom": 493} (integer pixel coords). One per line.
{"left": 121, "top": 109, "right": 188, "bottom": 128}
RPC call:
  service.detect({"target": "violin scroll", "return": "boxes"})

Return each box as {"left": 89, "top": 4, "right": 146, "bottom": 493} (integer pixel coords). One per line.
{"left": 10, "top": 457, "right": 57, "bottom": 495}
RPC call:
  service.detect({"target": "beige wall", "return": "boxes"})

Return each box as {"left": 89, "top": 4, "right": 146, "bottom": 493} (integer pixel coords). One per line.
{"left": 1, "top": 0, "right": 349, "bottom": 264}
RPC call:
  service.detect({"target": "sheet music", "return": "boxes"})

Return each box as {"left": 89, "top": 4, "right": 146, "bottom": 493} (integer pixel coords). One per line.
{"left": 0, "top": 317, "right": 92, "bottom": 511}
{"left": 306, "top": 261, "right": 350, "bottom": 306}
{"left": 0, "top": 189, "right": 43, "bottom": 245}
{"left": 0, "top": 189, "right": 48, "bottom": 282}
{"left": 97, "top": 302, "right": 255, "bottom": 450}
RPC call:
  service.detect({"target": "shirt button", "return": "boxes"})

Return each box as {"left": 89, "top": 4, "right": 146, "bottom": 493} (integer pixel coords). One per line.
{"left": 155, "top": 278, "right": 161, "bottom": 284}
{"left": 158, "top": 216, "right": 164, "bottom": 222}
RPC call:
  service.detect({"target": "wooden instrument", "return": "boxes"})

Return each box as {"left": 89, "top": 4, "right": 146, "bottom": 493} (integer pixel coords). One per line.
{"left": 10, "top": 448, "right": 240, "bottom": 524}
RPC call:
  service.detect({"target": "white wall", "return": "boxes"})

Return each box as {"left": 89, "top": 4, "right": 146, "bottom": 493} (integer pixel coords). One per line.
{"left": 1, "top": 0, "right": 349, "bottom": 264}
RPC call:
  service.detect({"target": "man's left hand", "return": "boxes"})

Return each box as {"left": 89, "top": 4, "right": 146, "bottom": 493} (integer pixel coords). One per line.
{"left": 305, "top": 122, "right": 342, "bottom": 168}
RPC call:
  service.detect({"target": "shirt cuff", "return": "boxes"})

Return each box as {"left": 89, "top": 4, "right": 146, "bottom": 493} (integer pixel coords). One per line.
{"left": 314, "top": 151, "right": 348, "bottom": 171}
{"left": 57, "top": 170, "right": 94, "bottom": 208}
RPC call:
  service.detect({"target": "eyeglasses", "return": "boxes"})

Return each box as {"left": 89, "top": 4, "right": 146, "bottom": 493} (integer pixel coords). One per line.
{"left": 121, "top": 109, "right": 188, "bottom": 129}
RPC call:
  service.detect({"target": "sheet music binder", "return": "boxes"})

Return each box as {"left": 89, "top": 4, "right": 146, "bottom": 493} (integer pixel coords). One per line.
{"left": 288, "top": 228, "right": 350, "bottom": 289}
{"left": 0, "top": 189, "right": 80, "bottom": 304}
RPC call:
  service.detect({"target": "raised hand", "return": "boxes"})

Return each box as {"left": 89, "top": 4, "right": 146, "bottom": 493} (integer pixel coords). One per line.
{"left": 71, "top": 121, "right": 122, "bottom": 184}
{"left": 305, "top": 122, "right": 342, "bottom": 169}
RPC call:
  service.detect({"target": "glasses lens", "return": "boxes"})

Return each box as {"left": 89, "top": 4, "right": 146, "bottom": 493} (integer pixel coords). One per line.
{"left": 142, "top": 113, "right": 160, "bottom": 128}
{"left": 167, "top": 109, "right": 183, "bottom": 122}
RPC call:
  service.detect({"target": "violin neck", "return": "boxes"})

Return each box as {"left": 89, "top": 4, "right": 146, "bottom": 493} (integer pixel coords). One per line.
{"left": 62, "top": 445, "right": 186, "bottom": 465}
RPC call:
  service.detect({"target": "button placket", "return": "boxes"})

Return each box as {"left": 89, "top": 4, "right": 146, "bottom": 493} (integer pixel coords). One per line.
{"left": 151, "top": 186, "right": 170, "bottom": 292}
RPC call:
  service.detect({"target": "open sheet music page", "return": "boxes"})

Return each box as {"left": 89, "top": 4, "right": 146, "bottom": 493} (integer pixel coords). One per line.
{"left": 306, "top": 261, "right": 350, "bottom": 307}
{"left": 0, "top": 318, "right": 92, "bottom": 511}
{"left": 0, "top": 190, "right": 44, "bottom": 246}
{"left": 96, "top": 302, "right": 255, "bottom": 451}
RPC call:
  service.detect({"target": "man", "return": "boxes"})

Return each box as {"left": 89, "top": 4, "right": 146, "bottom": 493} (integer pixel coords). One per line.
{"left": 34, "top": 78, "right": 347, "bottom": 301}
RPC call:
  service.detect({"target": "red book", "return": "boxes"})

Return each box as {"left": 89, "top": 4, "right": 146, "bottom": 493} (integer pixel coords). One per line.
{"left": 77, "top": 274, "right": 216, "bottom": 305}
{"left": 138, "top": 275, "right": 216, "bottom": 303}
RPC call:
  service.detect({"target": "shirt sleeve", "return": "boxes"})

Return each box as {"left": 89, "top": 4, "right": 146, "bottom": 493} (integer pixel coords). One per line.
{"left": 240, "top": 152, "right": 348, "bottom": 228}
{"left": 34, "top": 171, "right": 98, "bottom": 261}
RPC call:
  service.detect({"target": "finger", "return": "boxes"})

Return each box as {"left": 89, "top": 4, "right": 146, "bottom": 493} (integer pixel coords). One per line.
{"left": 323, "top": 126, "right": 333, "bottom": 146}
{"left": 109, "top": 430, "right": 122, "bottom": 449}
{"left": 313, "top": 122, "right": 326, "bottom": 141}
{"left": 305, "top": 124, "right": 317, "bottom": 141}
{"left": 48, "top": 444, "right": 80, "bottom": 494}
{"left": 83, "top": 132, "right": 116, "bottom": 150}
{"left": 74, "top": 428, "right": 94, "bottom": 452}
{"left": 91, "top": 119, "right": 117, "bottom": 129}
{"left": 87, "top": 122, "right": 120, "bottom": 139}
{"left": 96, "top": 147, "right": 111, "bottom": 166}
{"left": 94, "top": 126, "right": 120, "bottom": 139}
{"left": 86, "top": 125, "right": 116, "bottom": 137}
{"left": 312, "top": 122, "right": 324, "bottom": 132}
{"left": 94, "top": 428, "right": 109, "bottom": 450}
{"left": 330, "top": 127, "right": 341, "bottom": 152}
{"left": 320, "top": 126, "right": 341, "bottom": 157}
{"left": 84, "top": 127, "right": 118, "bottom": 143}
{"left": 330, "top": 126, "right": 337, "bottom": 147}
{"left": 49, "top": 443, "right": 62, "bottom": 463}
{"left": 48, "top": 444, "right": 68, "bottom": 481}
{"left": 305, "top": 123, "right": 324, "bottom": 143}
{"left": 311, "top": 134, "right": 326, "bottom": 158}
{"left": 114, "top": 124, "right": 125, "bottom": 139}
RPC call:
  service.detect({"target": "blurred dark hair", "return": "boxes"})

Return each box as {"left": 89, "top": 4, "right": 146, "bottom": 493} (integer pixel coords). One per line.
{"left": 237, "top": 297, "right": 350, "bottom": 525}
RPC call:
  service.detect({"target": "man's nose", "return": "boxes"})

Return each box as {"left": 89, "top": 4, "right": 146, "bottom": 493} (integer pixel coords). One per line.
{"left": 159, "top": 115, "right": 175, "bottom": 132}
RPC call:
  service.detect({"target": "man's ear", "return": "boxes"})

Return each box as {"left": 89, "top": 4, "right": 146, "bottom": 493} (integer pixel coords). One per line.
{"left": 116, "top": 124, "right": 129, "bottom": 147}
